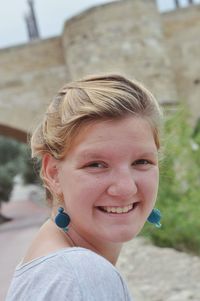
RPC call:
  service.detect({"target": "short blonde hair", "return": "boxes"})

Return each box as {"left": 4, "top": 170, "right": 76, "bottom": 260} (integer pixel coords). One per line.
{"left": 31, "top": 74, "right": 163, "bottom": 201}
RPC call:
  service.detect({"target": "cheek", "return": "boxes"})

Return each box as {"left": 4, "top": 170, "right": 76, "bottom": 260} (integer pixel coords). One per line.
{"left": 137, "top": 168, "right": 159, "bottom": 200}
{"left": 60, "top": 171, "right": 108, "bottom": 205}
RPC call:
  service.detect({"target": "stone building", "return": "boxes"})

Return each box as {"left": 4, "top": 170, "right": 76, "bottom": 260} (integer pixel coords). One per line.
{"left": 0, "top": 0, "right": 199, "bottom": 141}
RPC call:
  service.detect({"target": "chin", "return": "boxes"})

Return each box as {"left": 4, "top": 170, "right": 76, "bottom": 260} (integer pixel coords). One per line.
{"left": 107, "top": 228, "right": 141, "bottom": 243}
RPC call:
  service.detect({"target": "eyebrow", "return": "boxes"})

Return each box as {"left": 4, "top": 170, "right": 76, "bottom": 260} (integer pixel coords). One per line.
{"left": 75, "top": 150, "right": 158, "bottom": 161}
{"left": 137, "top": 151, "right": 158, "bottom": 157}
{"left": 76, "top": 151, "right": 106, "bottom": 160}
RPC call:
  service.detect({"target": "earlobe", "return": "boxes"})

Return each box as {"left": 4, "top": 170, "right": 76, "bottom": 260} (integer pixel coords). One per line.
{"left": 42, "top": 154, "right": 62, "bottom": 196}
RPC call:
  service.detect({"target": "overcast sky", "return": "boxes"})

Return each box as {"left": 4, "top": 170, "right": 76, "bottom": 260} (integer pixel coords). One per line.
{"left": 0, "top": 0, "right": 200, "bottom": 49}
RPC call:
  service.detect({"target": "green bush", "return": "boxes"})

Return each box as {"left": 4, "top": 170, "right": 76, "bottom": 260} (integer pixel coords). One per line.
{"left": 0, "top": 137, "right": 24, "bottom": 202}
{"left": 0, "top": 136, "right": 40, "bottom": 203}
{"left": 141, "top": 108, "right": 200, "bottom": 255}
{"left": 20, "top": 148, "right": 41, "bottom": 185}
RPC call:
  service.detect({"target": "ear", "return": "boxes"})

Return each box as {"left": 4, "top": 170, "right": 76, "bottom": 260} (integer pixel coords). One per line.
{"left": 42, "top": 154, "right": 62, "bottom": 197}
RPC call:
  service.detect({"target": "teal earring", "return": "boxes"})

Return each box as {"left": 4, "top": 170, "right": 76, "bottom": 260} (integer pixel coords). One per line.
{"left": 55, "top": 207, "right": 71, "bottom": 232}
{"left": 147, "top": 208, "right": 162, "bottom": 228}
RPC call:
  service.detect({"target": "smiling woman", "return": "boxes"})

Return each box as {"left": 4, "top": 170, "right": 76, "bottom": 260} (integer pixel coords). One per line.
{"left": 6, "top": 74, "right": 163, "bottom": 301}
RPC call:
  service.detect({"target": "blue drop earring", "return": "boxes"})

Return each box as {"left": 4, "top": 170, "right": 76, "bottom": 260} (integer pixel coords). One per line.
{"left": 55, "top": 207, "right": 71, "bottom": 232}
{"left": 147, "top": 208, "right": 162, "bottom": 228}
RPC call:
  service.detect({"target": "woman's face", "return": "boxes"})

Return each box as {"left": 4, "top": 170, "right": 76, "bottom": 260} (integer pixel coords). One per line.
{"left": 56, "top": 116, "right": 159, "bottom": 245}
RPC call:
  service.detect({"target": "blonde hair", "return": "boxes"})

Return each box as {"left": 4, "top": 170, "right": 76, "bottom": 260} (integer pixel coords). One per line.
{"left": 31, "top": 74, "right": 163, "bottom": 202}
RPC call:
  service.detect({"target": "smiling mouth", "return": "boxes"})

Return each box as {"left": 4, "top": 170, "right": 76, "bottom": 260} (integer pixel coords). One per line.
{"left": 97, "top": 203, "right": 139, "bottom": 214}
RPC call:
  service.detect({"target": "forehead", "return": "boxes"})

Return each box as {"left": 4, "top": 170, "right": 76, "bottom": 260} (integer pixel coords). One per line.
{"left": 67, "top": 116, "right": 157, "bottom": 156}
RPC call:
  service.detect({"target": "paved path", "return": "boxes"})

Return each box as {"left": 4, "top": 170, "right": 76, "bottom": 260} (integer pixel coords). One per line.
{"left": 1, "top": 200, "right": 200, "bottom": 301}
{"left": 0, "top": 200, "right": 49, "bottom": 301}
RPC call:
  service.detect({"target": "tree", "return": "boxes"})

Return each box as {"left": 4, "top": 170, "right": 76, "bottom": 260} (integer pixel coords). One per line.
{"left": 0, "top": 136, "right": 40, "bottom": 224}
{"left": 0, "top": 136, "right": 24, "bottom": 202}
{"left": 142, "top": 108, "right": 200, "bottom": 255}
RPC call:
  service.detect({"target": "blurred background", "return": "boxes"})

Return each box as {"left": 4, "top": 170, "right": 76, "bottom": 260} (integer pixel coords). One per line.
{"left": 0, "top": 0, "right": 200, "bottom": 300}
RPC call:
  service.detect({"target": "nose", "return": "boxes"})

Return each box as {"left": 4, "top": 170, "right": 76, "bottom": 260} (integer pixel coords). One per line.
{"left": 107, "top": 169, "right": 138, "bottom": 199}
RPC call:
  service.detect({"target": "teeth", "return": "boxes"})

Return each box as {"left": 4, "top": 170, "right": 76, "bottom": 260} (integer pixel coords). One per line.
{"left": 102, "top": 204, "right": 133, "bottom": 214}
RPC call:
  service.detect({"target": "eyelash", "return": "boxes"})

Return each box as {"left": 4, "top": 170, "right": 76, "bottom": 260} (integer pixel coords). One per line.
{"left": 84, "top": 159, "right": 153, "bottom": 169}
{"left": 133, "top": 159, "right": 152, "bottom": 165}
{"left": 85, "top": 162, "right": 106, "bottom": 168}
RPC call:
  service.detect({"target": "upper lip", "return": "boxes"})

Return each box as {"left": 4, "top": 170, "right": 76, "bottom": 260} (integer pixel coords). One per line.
{"left": 97, "top": 202, "right": 139, "bottom": 207}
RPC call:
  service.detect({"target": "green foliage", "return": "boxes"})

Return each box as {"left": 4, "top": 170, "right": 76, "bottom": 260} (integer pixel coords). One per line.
{"left": 0, "top": 136, "right": 40, "bottom": 203}
{"left": 0, "top": 137, "right": 22, "bottom": 164}
{"left": 141, "top": 107, "right": 200, "bottom": 255}
{"left": 21, "top": 150, "right": 41, "bottom": 185}
{"left": 0, "top": 136, "right": 24, "bottom": 202}
{"left": 0, "top": 165, "right": 14, "bottom": 202}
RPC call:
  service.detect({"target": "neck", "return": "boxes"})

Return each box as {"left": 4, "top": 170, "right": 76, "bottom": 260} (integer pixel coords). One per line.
{"left": 66, "top": 226, "right": 123, "bottom": 265}
{"left": 51, "top": 210, "right": 123, "bottom": 265}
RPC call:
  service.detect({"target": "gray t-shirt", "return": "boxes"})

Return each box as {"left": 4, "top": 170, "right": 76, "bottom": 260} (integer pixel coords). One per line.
{"left": 6, "top": 247, "right": 133, "bottom": 301}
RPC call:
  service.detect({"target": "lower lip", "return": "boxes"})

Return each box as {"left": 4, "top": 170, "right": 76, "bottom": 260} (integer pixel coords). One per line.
{"left": 96, "top": 203, "right": 139, "bottom": 217}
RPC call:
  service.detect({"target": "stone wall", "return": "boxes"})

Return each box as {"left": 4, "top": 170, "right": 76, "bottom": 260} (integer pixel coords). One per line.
{"left": 62, "top": 0, "right": 177, "bottom": 104}
{"left": 0, "top": 37, "right": 69, "bottom": 139}
{"left": 162, "top": 5, "right": 200, "bottom": 123}
{"left": 0, "top": 0, "right": 199, "bottom": 139}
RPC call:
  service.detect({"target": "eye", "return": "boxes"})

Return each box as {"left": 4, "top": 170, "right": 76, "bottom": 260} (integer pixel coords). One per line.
{"left": 133, "top": 159, "right": 152, "bottom": 165}
{"left": 85, "top": 161, "right": 107, "bottom": 169}
{"left": 132, "top": 159, "right": 155, "bottom": 170}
